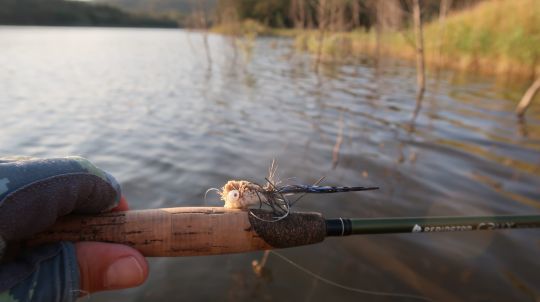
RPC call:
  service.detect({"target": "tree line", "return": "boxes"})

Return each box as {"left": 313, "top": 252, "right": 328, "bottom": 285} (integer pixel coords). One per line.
{"left": 214, "top": 0, "right": 482, "bottom": 30}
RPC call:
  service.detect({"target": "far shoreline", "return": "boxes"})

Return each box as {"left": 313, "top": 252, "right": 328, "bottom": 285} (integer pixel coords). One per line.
{"left": 0, "top": 24, "right": 180, "bottom": 29}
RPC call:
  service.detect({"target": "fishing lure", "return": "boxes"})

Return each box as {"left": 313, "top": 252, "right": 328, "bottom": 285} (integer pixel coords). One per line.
{"left": 209, "top": 162, "right": 379, "bottom": 221}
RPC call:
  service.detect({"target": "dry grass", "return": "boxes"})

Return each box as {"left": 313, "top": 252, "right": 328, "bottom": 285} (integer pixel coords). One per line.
{"left": 294, "top": 0, "right": 540, "bottom": 78}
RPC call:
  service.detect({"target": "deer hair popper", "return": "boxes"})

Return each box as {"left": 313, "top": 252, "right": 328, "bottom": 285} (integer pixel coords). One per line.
{"left": 210, "top": 161, "right": 379, "bottom": 222}
{"left": 217, "top": 180, "right": 379, "bottom": 221}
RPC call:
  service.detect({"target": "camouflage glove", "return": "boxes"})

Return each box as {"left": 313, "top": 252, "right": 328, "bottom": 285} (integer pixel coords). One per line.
{"left": 0, "top": 156, "right": 122, "bottom": 302}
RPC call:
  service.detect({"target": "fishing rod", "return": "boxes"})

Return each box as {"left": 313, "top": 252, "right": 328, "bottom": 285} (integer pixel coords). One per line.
{"left": 29, "top": 207, "right": 540, "bottom": 257}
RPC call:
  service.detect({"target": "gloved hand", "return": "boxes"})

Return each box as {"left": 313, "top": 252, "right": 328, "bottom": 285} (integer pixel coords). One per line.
{"left": 0, "top": 156, "right": 148, "bottom": 302}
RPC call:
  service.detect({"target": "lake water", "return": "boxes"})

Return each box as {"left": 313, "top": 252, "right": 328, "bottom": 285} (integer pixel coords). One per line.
{"left": 1, "top": 27, "right": 539, "bottom": 301}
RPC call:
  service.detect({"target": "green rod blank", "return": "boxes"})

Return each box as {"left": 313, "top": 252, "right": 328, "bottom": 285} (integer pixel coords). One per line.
{"left": 326, "top": 215, "right": 540, "bottom": 236}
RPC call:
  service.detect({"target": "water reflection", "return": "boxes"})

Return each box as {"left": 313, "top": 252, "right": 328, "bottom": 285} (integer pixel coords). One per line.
{"left": 0, "top": 27, "right": 539, "bottom": 301}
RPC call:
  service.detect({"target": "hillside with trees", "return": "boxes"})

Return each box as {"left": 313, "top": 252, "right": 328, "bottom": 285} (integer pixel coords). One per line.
{"left": 0, "top": 0, "right": 178, "bottom": 27}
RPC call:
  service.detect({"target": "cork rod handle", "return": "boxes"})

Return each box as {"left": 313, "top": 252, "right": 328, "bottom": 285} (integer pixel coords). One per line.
{"left": 29, "top": 207, "right": 327, "bottom": 257}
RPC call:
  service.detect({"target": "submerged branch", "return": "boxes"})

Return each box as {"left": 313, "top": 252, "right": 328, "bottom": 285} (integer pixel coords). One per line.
{"left": 332, "top": 113, "right": 344, "bottom": 170}
{"left": 516, "top": 77, "right": 540, "bottom": 117}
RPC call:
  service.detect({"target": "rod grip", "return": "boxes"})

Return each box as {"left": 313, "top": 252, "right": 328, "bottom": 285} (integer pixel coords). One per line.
{"left": 28, "top": 207, "right": 326, "bottom": 257}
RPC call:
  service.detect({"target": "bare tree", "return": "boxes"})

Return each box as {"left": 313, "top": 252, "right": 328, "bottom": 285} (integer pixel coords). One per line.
{"left": 201, "top": 13, "right": 212, "bottom": 70}
{"left": 191, "top": 0, "right": 212, "bottom": 70}
{"left": 314, "top": 0, "right": 330, "bottom": 73}
{"left": 290, "top": 0, "right": 307, "bottom": 29}
{"left": 378, "top": 0, "right": 403, "bottom": 30}
{"left": 375, "top": 1, "right": 382, "bottom": 60}
{"left": 351, "top": 0, "right": 361, "bottom": 28}
{"left": 328, "top": 0, "right": 348, "bottom": 31}
{"left": 369, "top": 0, "right": 403, "bottom": 64}
{"left": 411, "top": 0, "right": 426, "bottom": 121}
{"left": 218, "top": 6, "right": 240, "bottom": 61}
{"left": 436, "top": 0, "right": 452, "bottom": 70}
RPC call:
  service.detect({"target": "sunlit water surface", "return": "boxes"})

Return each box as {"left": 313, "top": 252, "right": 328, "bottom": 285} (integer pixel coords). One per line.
{"left": 1, "top": 27, "right": 540, "bottom": 301}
